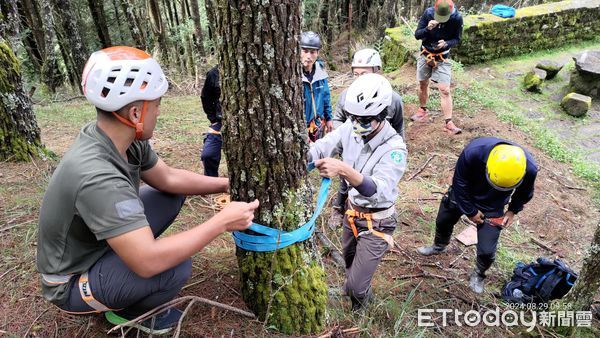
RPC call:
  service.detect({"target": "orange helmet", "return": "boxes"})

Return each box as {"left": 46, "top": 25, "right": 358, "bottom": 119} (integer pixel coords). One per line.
{"left": 81, "top": 46, "right": 168, "bottom": 112}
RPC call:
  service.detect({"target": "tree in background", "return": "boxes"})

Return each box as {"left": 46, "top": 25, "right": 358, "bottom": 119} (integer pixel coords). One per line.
{"left": 148, "top": 0, "right": 170, "bottom": 64}
{"left": 0, "top": 12, "right": 47, "bottom": 161}
{"left": 212, "top": 0, "right": 327, "bottom": 334}
{"left": 120, "top": 0, "right": 147, "bottom": 49}
{"left": 15, "top": 0, "right": 44, "bottom": 75}
{"left": 189, "top": 0, "right": 206, "bottom": 56}
{"left": 39, "top": 0, "right": 63, "bottom": 93}
{"left": 87, "top": 0, "right": 112, "bottom": 48}
{"left": 52, "top": 0, "right": 88, "bottom": 92}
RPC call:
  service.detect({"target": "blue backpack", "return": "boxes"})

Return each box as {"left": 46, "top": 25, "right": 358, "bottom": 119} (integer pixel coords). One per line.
{"left": 490, "top": 4, "right": 516, "bottom": 18}
{"left": 502, "top": 257, "right": 577, "bottom": 305}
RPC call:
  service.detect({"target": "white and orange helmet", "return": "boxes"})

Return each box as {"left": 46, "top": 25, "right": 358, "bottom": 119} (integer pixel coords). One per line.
{"left": 81, "top": 46, "right": 168, "bottom": 112}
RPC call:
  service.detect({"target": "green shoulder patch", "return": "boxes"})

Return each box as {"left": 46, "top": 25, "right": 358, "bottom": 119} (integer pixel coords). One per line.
{"left": 390, "top": 150, "right": 404, "bottom": 164}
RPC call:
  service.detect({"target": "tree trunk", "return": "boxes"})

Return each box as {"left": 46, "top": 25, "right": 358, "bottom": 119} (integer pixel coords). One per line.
{"left": 14, "top": 0, "right": 44, "bottom": 73}
{"left": 147, "top": 0, "right": 169, "bottom": 63}
{"left": 183, "top": 0, "right": 191, "bottom": 17}
{"left": 1, "top": 0, "right": 23, "bottom": 49}
{"left": 111, "top": 0, "right": 126, "bottom": 44}
{"left": 204, "top": 0, "right": 216, "bottom": 52}
{"left": 52, "top": 0, "right": 88, "bottom": 92}
{"left": 560, "top": 222, "right": 600, "bottom": 311}
{"left": 162, "top": 0, "right": 174, "bottom": 30}
{"left": 326, "top": 0, "right": 338, "bottom": 47}
{"left": 180, "top": 0, "right": 195, "bottom": 77}
{"left": 189, "top": 0, "right": 205, "bottom": 56}
{"left": 0, "top": 39, "right": 47, "bottom": 161}
{"left": 318, "top": 0, "right": 330, "bottom": 46}
{"left": 172, "top": 0, "right": 180, "bottom": 27}
{"left": 213, "top": 0, "right": 326, "bottom": 334}
{"left": 88, "top": 0, "right": 112, "bottom": 47}
{"left": 39, "top": 0, "right": 63, "bottom": 93}
{"left": 120, "top": 0, "right": 146, "bottom": 49}
{"left": 383, "top": 0, "right": 396, "bottom": 29}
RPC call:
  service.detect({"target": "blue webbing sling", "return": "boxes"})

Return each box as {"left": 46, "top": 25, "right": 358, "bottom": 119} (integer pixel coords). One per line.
{"left": 232, "top": 162, "right": 331, "bottom": 252}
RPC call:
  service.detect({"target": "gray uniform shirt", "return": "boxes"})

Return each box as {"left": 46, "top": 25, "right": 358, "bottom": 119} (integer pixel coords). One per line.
{"left": 309, "top": 120, "right": 407, "bottom": 209}
{"left": 333, "top": 90, "right": 405, "bottom": 138}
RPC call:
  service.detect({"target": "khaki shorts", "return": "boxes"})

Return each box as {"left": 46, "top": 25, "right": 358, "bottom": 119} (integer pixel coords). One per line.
{"left": 417, "top": 56, "right": 452, "bottom": 84}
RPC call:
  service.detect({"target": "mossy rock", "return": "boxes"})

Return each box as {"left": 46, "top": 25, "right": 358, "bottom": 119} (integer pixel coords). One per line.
{"left": 569, "top": 68, "right": 600, "bottom": 98}
{"left": 561, "top": 92, "right": 591, "bottom": 117}
{"left": 523, "top": 68, "right": 546, "bottom": 92}
{"left": 382, "top": 26, "right": 420, "bottom": 71}
{"left": 536, "top": 60, "right": 564, "bottom": 80}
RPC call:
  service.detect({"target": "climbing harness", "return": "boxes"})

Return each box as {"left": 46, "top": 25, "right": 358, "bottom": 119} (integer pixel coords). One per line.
{"left": 232, "top": 176, "right": 331, "bottom": 252}
{"left": 307, "top": 117, "right": 326, "bottom": 142}
{"left": 307, "top": 83, "right": 326, "bottom": 142}
{"left": 345, "top": 204, "right": 395, "bottom": 248}
{"left": 78, "top": 271, "right": 112, "bottom": 312}
{"left": 41, "top": 272, "right": 116, "bottom": 313}
{"left": 206, "top": 127, "right": 221, "bottom": 135}
{"left": 420, "top": 48, "right": 449, "bottom": 68}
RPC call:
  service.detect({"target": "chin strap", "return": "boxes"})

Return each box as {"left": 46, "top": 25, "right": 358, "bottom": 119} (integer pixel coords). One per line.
{"left": 111, "top": 101, "right": 148, "bottom": 140}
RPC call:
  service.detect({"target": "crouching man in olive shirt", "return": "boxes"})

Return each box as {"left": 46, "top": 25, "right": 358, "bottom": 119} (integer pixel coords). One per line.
{"left": 37, "top": 47, "right": 259, "bottom": 335}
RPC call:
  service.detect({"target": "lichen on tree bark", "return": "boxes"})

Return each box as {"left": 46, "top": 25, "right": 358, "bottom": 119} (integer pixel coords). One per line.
{"left": 213, "top": 0, "right": 327, "bottom": 334}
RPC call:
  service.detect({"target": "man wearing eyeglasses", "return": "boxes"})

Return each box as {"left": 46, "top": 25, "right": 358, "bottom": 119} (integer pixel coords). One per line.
{"left": 309, "top": 73, "right": 407, "bottom": 310}
{"left": 331, "top": 48, "right": 405, "bottom": 216}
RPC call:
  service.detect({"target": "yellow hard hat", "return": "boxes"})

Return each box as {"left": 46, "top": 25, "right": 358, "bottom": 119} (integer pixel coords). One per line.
{"left": 486, "top": 144, "right": 527, "bottom": 191}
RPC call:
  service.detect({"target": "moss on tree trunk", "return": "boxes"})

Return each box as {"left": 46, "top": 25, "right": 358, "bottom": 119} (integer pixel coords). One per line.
{"left": 213, "top": 0, "right": 327, "bottom": 334}
{"left": 0, "top": 40, "right": 47, "bottom": 162}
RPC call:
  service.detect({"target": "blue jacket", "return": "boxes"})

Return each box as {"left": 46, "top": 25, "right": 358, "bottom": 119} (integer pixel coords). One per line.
{"left": 302, "top": 61, "right": 332, "bottom": 127}
{"left": 452, "top": 137, "right": 538, "bottom": 217}
{"left": 414, "top": 7, "right": 463, "bottom": 58}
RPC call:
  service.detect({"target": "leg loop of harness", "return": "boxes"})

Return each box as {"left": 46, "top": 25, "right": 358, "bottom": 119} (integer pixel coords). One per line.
{"left": 78, "top": 272, "right": 113, "bottom": 313}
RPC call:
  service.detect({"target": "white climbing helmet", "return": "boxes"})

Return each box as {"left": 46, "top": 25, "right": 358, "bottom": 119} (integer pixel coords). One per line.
{"left": 344, "top": 73, "right": 392, "bottom": 117}
{"left": 352, "top": 48, "right": 382, "bottom": 68}
{"left": 81, "top": 46, "right": 168, "bottom": 112}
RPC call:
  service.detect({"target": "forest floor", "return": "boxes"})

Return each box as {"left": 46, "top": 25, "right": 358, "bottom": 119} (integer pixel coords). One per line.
{"left": 1, "top": 41, "right": 599, "bottom": 337}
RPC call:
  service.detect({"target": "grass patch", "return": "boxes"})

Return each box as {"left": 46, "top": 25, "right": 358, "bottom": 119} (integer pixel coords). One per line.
{"left": 491, "top": 38, "right": 600, "bottom": 68}
{"left": 495, "top": 243, "right": 535, "bottom": 277}
{"left": 452, "top": 75, "right": 600, "bottom": 199}
{"left": 34, "top": 99, "right": 96, "bottom": 125}
{"left": 328, "top": 282, "right": 427, "bottom": 337}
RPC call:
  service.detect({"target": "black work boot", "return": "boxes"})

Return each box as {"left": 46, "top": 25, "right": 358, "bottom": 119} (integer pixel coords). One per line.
{"left": 416, "top": 244, "right": 447, "bottom": 256}
{"left": 469, "top": 268, "right": 486, "bottom": 294}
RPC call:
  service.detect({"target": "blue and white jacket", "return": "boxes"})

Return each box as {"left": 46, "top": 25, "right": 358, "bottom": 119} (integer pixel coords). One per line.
{"left": 302, "top": 61, "right": 332, "bottom": 128}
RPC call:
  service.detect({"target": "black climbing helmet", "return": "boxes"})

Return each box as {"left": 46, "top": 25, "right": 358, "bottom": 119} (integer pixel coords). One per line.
{"left": 300, "top": 31, "right": 321, "bottom": 50}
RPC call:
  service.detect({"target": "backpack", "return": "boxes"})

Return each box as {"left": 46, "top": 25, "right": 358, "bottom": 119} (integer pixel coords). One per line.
{"left": 501, "top": 257, "right": 577, "bottom": 305}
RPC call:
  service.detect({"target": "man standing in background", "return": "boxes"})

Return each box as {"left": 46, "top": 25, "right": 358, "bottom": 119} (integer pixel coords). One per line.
{"left": 300, "top": 31, "right": 333, "bottom": 142}
{"left": 200, "top": 65, "right": 222, "bottom": 177}
{"left": 412, "top": 0, "right": 463, "bottom": 135}
{"left": 331, "top": 48, "right": 405, "bottom": 215}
